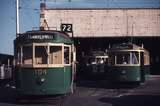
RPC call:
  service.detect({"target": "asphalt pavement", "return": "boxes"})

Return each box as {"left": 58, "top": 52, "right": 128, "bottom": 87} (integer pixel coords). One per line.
{"left": 0, "top": 75, "right": 160, "bottom": 106}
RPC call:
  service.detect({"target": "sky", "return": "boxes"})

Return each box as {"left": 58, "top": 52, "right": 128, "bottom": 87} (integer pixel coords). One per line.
{"left": 0, "top": 0, "right": 40, "bottom": 55}
{"left": 46, "top": 0, "right": 160, "bottom": 8}
{"left": 0, "top": 0, "right": 159, "bottom": 55}
{"left": 0, "top": 0, "right": 110, "bottom": 55}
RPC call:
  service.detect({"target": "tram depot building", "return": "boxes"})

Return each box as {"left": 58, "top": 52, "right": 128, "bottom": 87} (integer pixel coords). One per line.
{"left": 41, "top": 0, "right": 160, "bottom": 75}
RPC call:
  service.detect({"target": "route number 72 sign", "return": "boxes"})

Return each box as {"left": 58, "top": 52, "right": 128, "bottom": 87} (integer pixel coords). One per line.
{"left": 61, "top": 24, "right": 73, "bottom": 33}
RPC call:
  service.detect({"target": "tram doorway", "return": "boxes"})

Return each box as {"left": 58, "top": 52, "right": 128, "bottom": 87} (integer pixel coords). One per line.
{"left": 75, "top": 37, "right": 160, "bottom": 75}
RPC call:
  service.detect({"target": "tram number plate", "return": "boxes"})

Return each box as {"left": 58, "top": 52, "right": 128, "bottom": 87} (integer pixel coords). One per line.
{"left": 61, "top": 24, "right": 72, "bottom": 32}
{"left": 34, "top": 69, "right": 46, "bottom": 76}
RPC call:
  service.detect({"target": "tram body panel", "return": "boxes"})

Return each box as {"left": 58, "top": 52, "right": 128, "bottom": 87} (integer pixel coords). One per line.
{"left": 15, "top": 67, "right": 71, "bottom": 95}
{"left": 140, "top": 65, "right": 150, "bottom": 82}
{"left": 108, "top": 66, "right": 141, "bottom": 82}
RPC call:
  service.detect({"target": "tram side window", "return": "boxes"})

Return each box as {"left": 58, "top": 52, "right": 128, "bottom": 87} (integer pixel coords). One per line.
{"left": 144, "top": 52, "right": 150, "bottom": 65}
{"left": 35, "top": 46, "right": 48, "bottom": 64}
{"left": 49, "top": 46, "right": 62, "bottom": 64}
{"left": 22, "top": 46, "right": 32, "bottom": 65}
{"left": 15, "top": 47, "right": 21, "bottom": 65}
{"left": 64, "top": 47, "right": 70, "bottom": 64}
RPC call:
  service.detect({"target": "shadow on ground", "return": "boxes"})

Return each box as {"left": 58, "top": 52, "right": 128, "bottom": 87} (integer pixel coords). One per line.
{"left": 76, "top": 80, "right": 140, "bottom": 89}
{"left": 0, "top": 86, "right": 68, "bottom": 106}
{"left": 99, "top": 94, "right": 160, "bottom": 106}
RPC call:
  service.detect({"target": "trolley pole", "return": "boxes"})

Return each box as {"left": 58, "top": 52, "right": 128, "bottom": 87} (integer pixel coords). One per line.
{"left": 16, "top": 0, "right": 20, "bottom": 37}
{"left": 40, "top": 0, "right": 47, "bottom": 30}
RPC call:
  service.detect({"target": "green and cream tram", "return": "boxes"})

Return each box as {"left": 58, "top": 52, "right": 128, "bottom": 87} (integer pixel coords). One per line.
{"left": 107, "top": 43, "right": 150, "bottom": 83}
{"left": 14, "top": 30, "right": 76, "bottom": 95}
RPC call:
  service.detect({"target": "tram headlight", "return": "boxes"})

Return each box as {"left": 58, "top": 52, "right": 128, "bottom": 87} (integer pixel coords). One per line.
{"left": 36, "top": 77, "right": 45, "bottom": 85}
{"left": 40, "top": 78, "right": 45, "bottom": 82}
{"left": 136, "top": 77, "right": 140, "bottom": 81}
{"left": 121, "top": 70, "right": 126, "bottom": 74}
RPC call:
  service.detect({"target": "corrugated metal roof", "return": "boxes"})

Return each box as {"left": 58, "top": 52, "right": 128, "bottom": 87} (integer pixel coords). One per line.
{"left": 46, "top": 0, "right": 160, "bottom": 9}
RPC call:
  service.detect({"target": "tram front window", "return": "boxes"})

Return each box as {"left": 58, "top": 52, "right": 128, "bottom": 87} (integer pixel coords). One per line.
{"left": 116, "top": 53, "right": 130, "bottom": 64}
{"left": 115, "top": 52, "right": 139, "bottom": 65}
{"left": 35, "top": 46, "right": 48, "bottom": 64}
{"left": 16, "top": 44, "right": 71, "bottom": 67}
{"left": 49, "top": 46, "right": 62, "bottom": 64}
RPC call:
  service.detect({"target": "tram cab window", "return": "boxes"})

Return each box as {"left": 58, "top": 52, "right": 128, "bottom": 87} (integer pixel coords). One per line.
{"left": 97, "top": 58, "right": 105, "bottom": 64}
{"left": 35, "top": 46, "right": 48, "bottom": 64}
{"left": 64, "top": 46, "right": 70, "bottom": 64}
{"left": 116, "top": 53, "right": 130, "bottom": 64}
{"left": 114, "top": 52, "right": 139, "bottom": 65}
{"left": 22, "top": 46, "right": 32, "bottom": 65}
{"left": 49, "top": 46, "right": 62, "bottom": 64}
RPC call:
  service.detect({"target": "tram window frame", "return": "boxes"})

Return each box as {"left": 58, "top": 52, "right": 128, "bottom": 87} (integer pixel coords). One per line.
{"left": 16, "top": 43, "right": 72, "bottom": 68}
{"left": 32, "top": 43, "right": 48, "bottom": 67}
{"left": 35, "top": 45, "right": 48, "bottom": 65}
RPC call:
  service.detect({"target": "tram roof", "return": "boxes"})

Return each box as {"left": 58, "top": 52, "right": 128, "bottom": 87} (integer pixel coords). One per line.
{"left": 90, "top": 51, "right": 108, "bottom": 56}
{"left": 14, "top": 30, "right": 73, "bottom": 45}
{"left": 110, "top": 43, "right": 147, "bottom": 51}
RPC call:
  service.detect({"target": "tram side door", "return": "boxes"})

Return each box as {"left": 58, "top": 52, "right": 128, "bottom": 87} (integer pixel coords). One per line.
{"left": 140, "top": 52, "right": 145, "bottom": 82}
